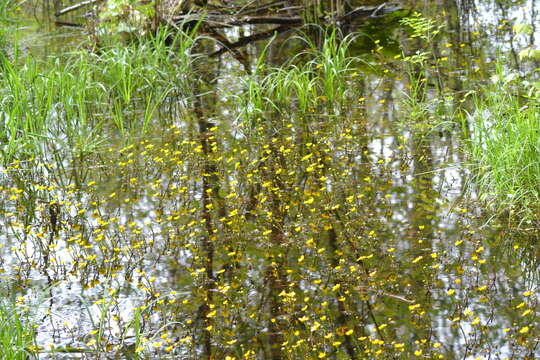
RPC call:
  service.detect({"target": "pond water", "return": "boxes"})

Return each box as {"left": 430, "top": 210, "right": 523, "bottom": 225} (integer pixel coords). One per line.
{"left": 1, "top": 0, "right": 540, "bottom": 359}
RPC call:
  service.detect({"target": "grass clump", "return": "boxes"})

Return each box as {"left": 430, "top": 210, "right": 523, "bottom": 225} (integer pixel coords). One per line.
{"left": 0, "top": 0, "right": 15, "bottom": 49}
{"left": 0, "top": 300, "right": 36, "bottom": 359}
{"left": 466, "top": 69, "right": 540, "bottom": 221}
{"left": 0, "top": 26, "right": 197, "bottom": 161}
{"left": 0, "top": 0, "right": 15, "bottom": 22}
{"left": 237, "top": 30, "right": 358, "bottom": 123}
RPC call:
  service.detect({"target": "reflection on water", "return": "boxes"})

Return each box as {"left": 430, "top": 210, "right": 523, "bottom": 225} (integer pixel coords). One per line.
{"left": 1, "top": 0, "right": 540, "bottom": 358}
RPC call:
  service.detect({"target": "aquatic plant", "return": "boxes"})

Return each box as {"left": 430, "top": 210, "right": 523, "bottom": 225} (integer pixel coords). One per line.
{"left": 2, "top": 1, "right": 540, "bottom": 359}
{"left": 0, "top": 26, "right": 198, "bottom": 161}
{"left": 99, "top": 0, "right": 158, "bottom": 40}
{"left": 465, "top": 64, "right": 540, "bottom": 222}
{"left": 398, "top": 12, "right": 446, "bottom": 131}
{"left": 236, "top": 29, "right": 358, "bottom": 124}
{"left": 0, "top": 300, "right": 36, "bottom": 360}
{"left": 0, "top": 0, "right": 15, "bottom": 22}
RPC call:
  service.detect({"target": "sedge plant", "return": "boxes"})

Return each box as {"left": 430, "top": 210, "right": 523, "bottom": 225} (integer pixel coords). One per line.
{"left": 0, "top": 300, "right": 37, "bottom": 360}
{"left": 464, "top": 62, "right": 540, "bottom": 222}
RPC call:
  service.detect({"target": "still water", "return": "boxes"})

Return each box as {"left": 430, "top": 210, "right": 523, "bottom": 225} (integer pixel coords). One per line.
{"left": 1, "top": 0, "right": 540, "bottom": 358}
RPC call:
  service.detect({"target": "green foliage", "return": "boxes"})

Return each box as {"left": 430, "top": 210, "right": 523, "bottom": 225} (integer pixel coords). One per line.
{"left": 0, "top": 26, "right": 198, "bottom": 161}
{"left": 99, "top": 0, "right": 156, "bottom": 39}
{"left": 0, "top": 0, "right": 15, "bottom": 45}
{"left": 0, "top": 300, "right": 36, "bottom": 360}
{"left": 237, "top": 30, "right": 359, "bottom": 124}
{"left": 3, "top": 2, "right": 540, "bottom": 358}
{"left": 399, "top": 11, "right": 443, "bottom": 42}
{"left": 0, "top": 0, "right": 15, "bottom": 22}
{"left": 398, "top": 12, "right": 444, "bottom": 131}
{"left": 518, "top": 47, "right": 540, "bottom": 61}
{"left": 513, "top": 23, "right": 533, "bottom": 36}
{"left": 512, "top": 23, "right": 540, "bottom": 61}
{"left": 466, "top": 64, "right": 540, "bottom": 221}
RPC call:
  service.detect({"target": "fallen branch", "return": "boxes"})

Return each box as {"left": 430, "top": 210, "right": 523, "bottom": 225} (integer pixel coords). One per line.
{"left": 341, "top": 3, "right": 397, "bottom": 22}
{"left": 174, "top": 3, "right": 402, "bottom": 29}
{"left": 209, "top": 24, "right": 293, "bottom": 57}
{"left": 54, "top": 21, "right": 83, "bottom": 28}
{"left": 199, "top": 3, "right": 402, "bottom": 58}
{"left": 173, "top": 14, "right": 302, "bottom": 27}
{"left": 228, "top": 16, "right": 303, "bottom": 26}
{"left": 237, "top": 0, "right": 291, "bottom": 16}
{"left": 55, "top": 0, "right": 103, "bottom": 17}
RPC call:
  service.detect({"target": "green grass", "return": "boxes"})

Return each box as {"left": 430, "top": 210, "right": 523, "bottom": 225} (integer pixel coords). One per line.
{"left": 465, "top": 72, "right": 540, "bottom": 222}
{"left": 0, "top": 300, "right": 36, "bottom": 359}
{"left": 1, "top": 25, "right": 357, "bottom": 161}
{"left": 0, "top": 0, "right": 15, "bottom": 21}
{"left": 236, "top": 29, "right": 359, "bottom": 125}
{"left": 0, "top": 26, "right": 198, "bottom": 162}
{"left": 0, "top": 0, "right": 15, "bottom": 51}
